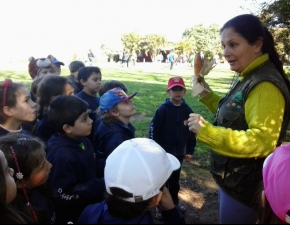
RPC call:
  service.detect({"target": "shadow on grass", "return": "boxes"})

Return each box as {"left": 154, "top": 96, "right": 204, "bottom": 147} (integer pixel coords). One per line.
{"left": 0, "top": 67, "right": 236, "bottom": 168}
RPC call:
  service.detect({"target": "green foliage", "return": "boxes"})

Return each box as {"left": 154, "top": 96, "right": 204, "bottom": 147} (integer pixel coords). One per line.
{"left": 174, "top": 38, "right": 193, "bottom": 55}
{"left": 182, "top": 24, "right": 221, "bottom": 58}
{"left": 252, "top": 0, "right": 290, "bottom": 62}
{"left": 121, "top": 33, "right": 141, "bottom": 54}
{"left": 140, "top": 34, "right": 167, "bottom": 61}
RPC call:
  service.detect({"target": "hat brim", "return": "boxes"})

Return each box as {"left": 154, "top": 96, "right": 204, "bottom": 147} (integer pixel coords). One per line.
{"left": 53, "top": 60, "right": 65, "bottom": 66}
{"left": 167, "top": 84, "right": 186, "bottom": 90}
{"left": 120, "top": 92, "right": 137, "bottom": 102}
{"left": 166, "top": 153, "right": 180, "bottom": 171}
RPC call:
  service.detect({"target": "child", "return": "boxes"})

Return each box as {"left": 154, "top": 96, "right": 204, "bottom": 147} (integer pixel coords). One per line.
{"left": 256, "top": 143, "right": 290, "bottom": 224}
{"left": 77, "top": 138, "right": 185, "bottom": 224}
{"left": 21, "top": 76, "right": 46, "bottom": 134}
{"left": 93, "top": 80, "right": 128, "bottom": 135}
{"left": 0, "top": 78, "right": 37, "bottom": 136}
{"left": 98, "top": 80, "right": 128, "bottom": 97}
{"left": 92, "top": 87, "right": 137, "bottom": 178}
{"left": 0, "top": 132, "right": 54, "bottom": 224}
{"left": 68, "top": 60, "right": 85, "bottom": 95}
{"left": 30, "top": 76, "right": 45, "bottom": 102}
{"left": 47, "top": 54, "right": 65, "bottom": 76}
{"left": 28, "top": 56, "right": 56, "bottom": 80}
{"left": 148, "top": 77, "right": 196, "bottom": 219}
{"left": 46, "top": 95, "right": 105, "bottom": 224}
{"left": 35, "top": 75, "right": 74, "bottom": 143}
{"left": 76, "top": 66, "right": 102, "bottom": 141}
{"left": 0, "top": 149, "right": 27, "bottom": 224}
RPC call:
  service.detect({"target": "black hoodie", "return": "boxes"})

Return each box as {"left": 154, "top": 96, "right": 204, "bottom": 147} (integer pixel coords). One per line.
{"left": 149, "top": 98, "right": 196, "bottom": 156}
{"left": 46, "top": 133, "right": 105, "bottom": 224}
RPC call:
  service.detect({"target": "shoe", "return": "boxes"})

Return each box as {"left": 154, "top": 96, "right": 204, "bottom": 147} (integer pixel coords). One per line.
{"left": 176, "top": 203, "right": 186, "bottom": 214}
{"left": 155, "top": 207, "right": 163, "bottom": 220}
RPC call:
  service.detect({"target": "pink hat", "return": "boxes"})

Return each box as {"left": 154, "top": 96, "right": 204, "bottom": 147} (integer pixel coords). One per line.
{"left": 263, "top": 144, "right": 290, "bottom": 223}
{"left": 167, "top": 77, "right": 186, "bottom": 90}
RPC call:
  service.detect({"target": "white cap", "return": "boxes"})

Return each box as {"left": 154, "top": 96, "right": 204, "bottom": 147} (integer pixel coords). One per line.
{"left": 105, "top": 138, "right": 180, "bottom": 202}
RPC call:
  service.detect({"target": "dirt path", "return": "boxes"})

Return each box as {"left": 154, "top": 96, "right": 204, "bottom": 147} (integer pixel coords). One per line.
{"left": 152, "top": 162, "right": 219, "bottom": 224}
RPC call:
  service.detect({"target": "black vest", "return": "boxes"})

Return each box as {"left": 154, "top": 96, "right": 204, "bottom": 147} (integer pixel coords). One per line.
{"left": 210, "top": 61, "right": 290, "bottom": 207}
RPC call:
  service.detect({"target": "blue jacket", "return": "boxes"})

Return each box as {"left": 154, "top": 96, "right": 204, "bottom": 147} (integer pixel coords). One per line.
{"left": 67, "top": 75, "right": 83, "bottom": 95}
{"left": 77, "top": 91, "right": 100, "bottom": 142}
{"left": 149, "top": 98, "right": 196, "bottom": 156}
{"left": 35, "top": 112, "right": 56, "bottom": 145}
{"left": 92, "top": 120, "right": 135, "bottom": 178}
{"left": 46, "top": 133, "right": 105, "bottom": 224}
{"left": 76, "top": 91, "right": 100, "bottom": 123}
{"left": 77, "top": 201, "right": 185, "bottom": 224}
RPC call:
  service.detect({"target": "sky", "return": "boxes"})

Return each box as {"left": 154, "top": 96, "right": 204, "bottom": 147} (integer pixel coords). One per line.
{"left": 0, "top": 0, "right": 261, "bottom": 62}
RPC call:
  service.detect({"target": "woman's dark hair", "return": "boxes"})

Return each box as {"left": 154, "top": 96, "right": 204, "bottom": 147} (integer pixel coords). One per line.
{"left": 0, "top": 80, "right": 25, "bottom": 124}
{"left": 36, "top": 75, "right": 72, "bottom": 120}
{"left": 77, "top": 66, "right": 102, "bottom": 82}
{"left": 256, "top": 181, "right": 287, "bottom": 224}
{"left": 98, "top": 80, "right": 128, "bottom": 97}
{"left": 68, "top": 60, "right": 85, "bottom": 73}
{"left": 105, "top": 187, "right": 153, "bottom": 220}
{"left": 48, "top": 95, "right": 89, "bottom": 133}
{"left": 221, "top": 14, "right": 290, "bottom": 91}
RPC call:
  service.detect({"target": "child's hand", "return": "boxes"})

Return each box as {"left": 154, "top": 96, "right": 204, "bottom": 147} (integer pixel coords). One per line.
{"left": 158, "top": 187, "right": 175, "bottom": 211}
{"left": 185, "top": 154, "right": 192, "bottom": 162}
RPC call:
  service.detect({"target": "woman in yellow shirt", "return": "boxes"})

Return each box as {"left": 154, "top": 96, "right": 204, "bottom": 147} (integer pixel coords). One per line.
{"left": 188, "top": 14, "right": 290, "bottom": 224}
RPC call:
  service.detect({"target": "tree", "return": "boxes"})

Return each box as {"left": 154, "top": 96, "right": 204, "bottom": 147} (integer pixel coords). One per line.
{"left": 174, "top": 38, "right": 193, "bottom": 56}
{"left": 140, "top": 34, "right": 167, "bottom": 62}
{"left": 182, "top": 24, "right": 221, "bottom": 59}
{"left": 121, "top": 33, "right": 141, "bottom": 54}
{"left": 257, "top": 0, "right": 290, "bottom": 63}
{"left": 245, "top": 0, "right": 290, "bottom": 63}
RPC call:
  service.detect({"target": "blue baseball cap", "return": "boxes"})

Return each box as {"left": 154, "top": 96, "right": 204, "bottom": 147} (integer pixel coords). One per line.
{"left": 47, "top": 55, "right": 64, "bottom": 66}
{"left": 53, "top": 59, "right": 64, "bottom": 66}
{"left": 100, "top": 87, "right": 137, "bottom": 112}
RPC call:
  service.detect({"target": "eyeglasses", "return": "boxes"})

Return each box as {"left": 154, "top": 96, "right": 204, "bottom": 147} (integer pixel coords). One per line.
{"left": 2, "top": 78, "right": 12, "bottom": 107}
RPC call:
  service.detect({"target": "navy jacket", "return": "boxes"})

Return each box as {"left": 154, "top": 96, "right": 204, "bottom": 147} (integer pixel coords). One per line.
{"left": 76, "top": 91, "right": 100, "bottom": 123}
{"left": 77, "top": 91, "right": 100, "bottom": 142}
{"left": 77, "top": 201, "right": 185, "bottom": 224}
{"left": 12, "top": 186, "right": 56, "bottom": 224}
{"left": 67, "top": 75, "right": 83, "bottom": 95}
{"left": 92, "top": 120, "right": 135, "bottom": 178}
{"left": 46, "top": 133, "right": 105, "bottom": 224}
{"left": 149, "top": 99, "right": 196, "bottom": 156}
{"left": 35, "top": 112, "right": 56, "bottom": 145}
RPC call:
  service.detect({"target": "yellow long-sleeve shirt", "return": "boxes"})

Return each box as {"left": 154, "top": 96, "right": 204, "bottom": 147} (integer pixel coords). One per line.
{"left": 197, "top": 54, "right": 285, "bottom": 158}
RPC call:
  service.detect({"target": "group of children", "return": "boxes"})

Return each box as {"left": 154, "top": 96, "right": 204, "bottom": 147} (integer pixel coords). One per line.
{"left": 0, "top": 55, "right": 195, "bottom": 224}
{"left": 0, "top": 54, "right": 288, "bottom": 224}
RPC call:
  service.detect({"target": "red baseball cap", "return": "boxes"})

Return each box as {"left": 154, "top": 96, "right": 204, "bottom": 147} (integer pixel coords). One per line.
{"left": 167, "top": 77, "right": 186, "bottom": 90}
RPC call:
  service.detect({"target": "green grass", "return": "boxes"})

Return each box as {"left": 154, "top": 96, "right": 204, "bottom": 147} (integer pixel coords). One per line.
{"left": 5, "top": 65, "right": 290, "bottom": 168}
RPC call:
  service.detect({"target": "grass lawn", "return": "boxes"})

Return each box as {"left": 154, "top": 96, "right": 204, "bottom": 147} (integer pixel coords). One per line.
{"left": 1, "top": 63, "right": 288, "bottom": 168}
